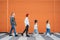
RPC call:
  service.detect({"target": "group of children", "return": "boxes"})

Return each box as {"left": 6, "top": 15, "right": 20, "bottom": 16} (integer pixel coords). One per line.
{"left": 9, "top": 12, "right": 51, "bottom": 37}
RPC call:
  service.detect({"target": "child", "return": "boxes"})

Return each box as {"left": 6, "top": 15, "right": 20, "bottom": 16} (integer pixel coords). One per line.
{"left": 33, "top": 20, "right": 38, "bottom": 35}
{"left": 21, "top": 14, "right": 30, "bottom": 37}
{"left": 9, "top": 12, "right": 18, "bottom": 37}
{"left": 46, "top": 20, "right": 51, "bottom": 36}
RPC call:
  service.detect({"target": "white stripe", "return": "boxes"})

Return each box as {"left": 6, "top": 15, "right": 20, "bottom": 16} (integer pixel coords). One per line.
{"left": 18, "top": 36, "right": 27, "bottom": 40}
{"left": 48, "top": 34, "right": 60, "bottom": 40}
{"left": 0, "top": 35, "right": 12, "bottom": 40}
{"left": 55, "top": 33, "right": 60, "bottom": 35}
{"left": 35, "top": 34, "right": 45, "bottom": 40}
{"left": 0, "top": 33, "right": 6, "bottom": 36}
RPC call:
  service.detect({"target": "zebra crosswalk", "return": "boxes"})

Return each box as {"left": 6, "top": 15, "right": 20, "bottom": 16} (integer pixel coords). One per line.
{"left": 35, "top": 34, "right": 45, "bottom": 40}
{"left": 0, "top": 35, "right": 12, "bottom": 40}
{"left": 0, "top": 33, "right": 6, "bottom": 36}
{"left": 48, "top": 34, "right": 60, "bottom": 40}
{"left": 18, "top": 36, "right": 27, "bottom": 40}
{"left": 0, "top": 33, "right": 60, "bottom": 40}
{"left": 54, "top": 33, "right": 60, "bottom": 35}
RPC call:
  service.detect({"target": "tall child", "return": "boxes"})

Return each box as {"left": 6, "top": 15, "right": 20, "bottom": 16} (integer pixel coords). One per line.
{"left": 9, "top": 12, "right": 18, "bottom": 37}
{"left": 21, "top": 14, "right": 30, "bottom": 37}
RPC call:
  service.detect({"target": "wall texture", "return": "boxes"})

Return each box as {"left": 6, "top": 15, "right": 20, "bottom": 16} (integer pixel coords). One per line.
{"left": 0, "top": 0, "right": 60, "bottom": 33}
{"left": 0, "top": 0, "right": 7, "bottom": 32}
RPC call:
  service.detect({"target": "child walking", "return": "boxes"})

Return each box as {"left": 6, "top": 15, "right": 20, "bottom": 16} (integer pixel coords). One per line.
{"left": 33, "top": 20, "right": 39, "bottom": 36}
{"left": 45, "top": 20, "right": 51, "bottom": 36}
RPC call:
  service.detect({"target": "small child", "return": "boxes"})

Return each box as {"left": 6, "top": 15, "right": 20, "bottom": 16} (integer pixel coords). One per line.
{"left": 46, "top": 20, "right": 51, "bottom": 36}
{"left": 33, "top": 20, "right": 38, "bottom": 35}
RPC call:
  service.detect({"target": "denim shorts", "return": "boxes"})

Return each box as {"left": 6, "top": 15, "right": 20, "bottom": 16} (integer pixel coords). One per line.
{"left": 34, "top": 29, "right": 38, "bottom": 34}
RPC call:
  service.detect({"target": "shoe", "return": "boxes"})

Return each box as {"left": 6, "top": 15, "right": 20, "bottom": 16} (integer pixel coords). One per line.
{"left": 26, "top": 35, "right": 30, "bottom": 37}
{"left": 15, "top": 35, "right": 18, "bottom": 37}
{"left": 9, "top": 35, "right": 12, "bottom": 36}
{"left": 21, "top": 33, "right": 23, "bottom": 36}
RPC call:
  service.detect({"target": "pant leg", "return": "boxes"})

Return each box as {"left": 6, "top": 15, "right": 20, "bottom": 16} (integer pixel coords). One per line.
{"left": 34, "top": 29, "right": 36, "bottom": 34}
{"left": 10, "top": 26, "right": 13, "bottom": 35}
{"left": 46, "top": 28, "right": 48, "bottom": 35}
{"left": 23, "top": 27, "right": 26, "bottom": 34}
{"left": 13, "top": 25, "right": 16, "bottom": 35}
{"left": 34, "top": 29, "right": 38, "bottom": 34}
{"left": 48, "top": 29, "right": 50, "bottom": 35}
{"left": 26, "top": 25, "right": 29, "bottom": 36}
{"left": 36, "top": 29, "right": 38, "bottom": 34}
{"left": 46, "top": 28, "right": 47, "bottom": 35}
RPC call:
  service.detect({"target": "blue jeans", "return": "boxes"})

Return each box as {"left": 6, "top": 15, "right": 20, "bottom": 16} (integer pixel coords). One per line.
{"left": 46, "top": 28, "right": 50, "bottom": 35}
{"left": 34, "top": 29, "right": 38, "bottom": 34}
{"left": 10, "top": 25, "right": 16, "bottom": 35}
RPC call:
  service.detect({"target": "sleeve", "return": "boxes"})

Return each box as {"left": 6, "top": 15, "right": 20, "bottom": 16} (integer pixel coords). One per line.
{"left": 14, "top": 18, "right": 17, "bottom": 26}
{"left": 10, "top": 17, "right": 14, "bottom": 25}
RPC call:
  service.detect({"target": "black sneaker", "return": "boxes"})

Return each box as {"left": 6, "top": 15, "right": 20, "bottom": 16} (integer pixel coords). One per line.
{"left": 15, "top": 35, "right": 18, "bottom": 37}
{"left": 26, "top": 35, "right": 30, "bottom": 37}
{"left": 21, "top": 33, "right": 23, "bottom": 36}
{"left": 9, "top": 35, "right": 12, "bottom": 36}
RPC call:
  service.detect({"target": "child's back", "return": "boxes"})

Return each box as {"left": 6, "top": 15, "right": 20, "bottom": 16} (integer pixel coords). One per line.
{"left": 33, "top": 20, "right": 38, "bottom": 35}
{"left": 34, "top": 23, "right": 38, "bottom": 34}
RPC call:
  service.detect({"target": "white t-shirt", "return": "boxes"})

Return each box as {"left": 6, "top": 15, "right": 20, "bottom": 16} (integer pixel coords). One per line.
{"left": 34, "top": 23, "right": 38, "bottom": 29}
{"left": 46, "top": 23, "right": 50, "bottom": 29}
{"left": 24, "top": 17, "right": 30, "bottom": 26}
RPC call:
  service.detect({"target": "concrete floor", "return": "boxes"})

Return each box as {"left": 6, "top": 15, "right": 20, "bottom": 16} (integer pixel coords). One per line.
{"left": 0, "top": 33, "right": 60, "bottom": 40}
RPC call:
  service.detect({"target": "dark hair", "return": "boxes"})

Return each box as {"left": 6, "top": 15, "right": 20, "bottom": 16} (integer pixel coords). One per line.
{"left": 46, "top": 20, "right": 49, "bottom": 23}
{"left": 26, "top": 13, "right": 29, "bottom": 17}
{"left": 34, "top": 20, "right": 38, "bottom": 23}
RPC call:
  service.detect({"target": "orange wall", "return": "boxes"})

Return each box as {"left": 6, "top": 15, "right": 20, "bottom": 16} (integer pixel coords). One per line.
{"left": 54, "top": 0, "right": 60, "bottom": 32}
{"left": 0, "top": 0, "right": 60, "bottom": 33}
{"left": 0, "top": 0, "right": 7, "bottom": 32}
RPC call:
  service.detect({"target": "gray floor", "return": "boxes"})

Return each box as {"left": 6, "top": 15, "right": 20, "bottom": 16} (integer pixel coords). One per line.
{"left": 0, "top": 33, "right": 60, "bottom": 40}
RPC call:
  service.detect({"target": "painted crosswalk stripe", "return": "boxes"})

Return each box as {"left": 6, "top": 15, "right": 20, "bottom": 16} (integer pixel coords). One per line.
{"left": 18, "top": 36, "right": 27, "bottom": 40}
{"left": 55, "top": 33, "right": 60, "bottom": 35}
{"left": 0, "top": 35, "right": 12, "bottom": 40}
{"left": 48, "top": 34, "right": 60, "bottom": 40}
{"left": 0, "top": 33, "right": 6, "bottom": 36}
{"left": 35, "top": 34, "right": 45, "bottom": 40}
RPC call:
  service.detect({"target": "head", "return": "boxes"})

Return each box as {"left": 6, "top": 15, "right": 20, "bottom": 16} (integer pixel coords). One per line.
{"left": 34, "top": 20, "right": 38, "bottom": 23}
{"left": 26, "top": 13, "right": 29, "bottom": 17}
{"left": 46, "top": 20, "right": 49, "bottom": 24}
{"left": 11, "top": 12, "right": 15, "bottom": 17}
